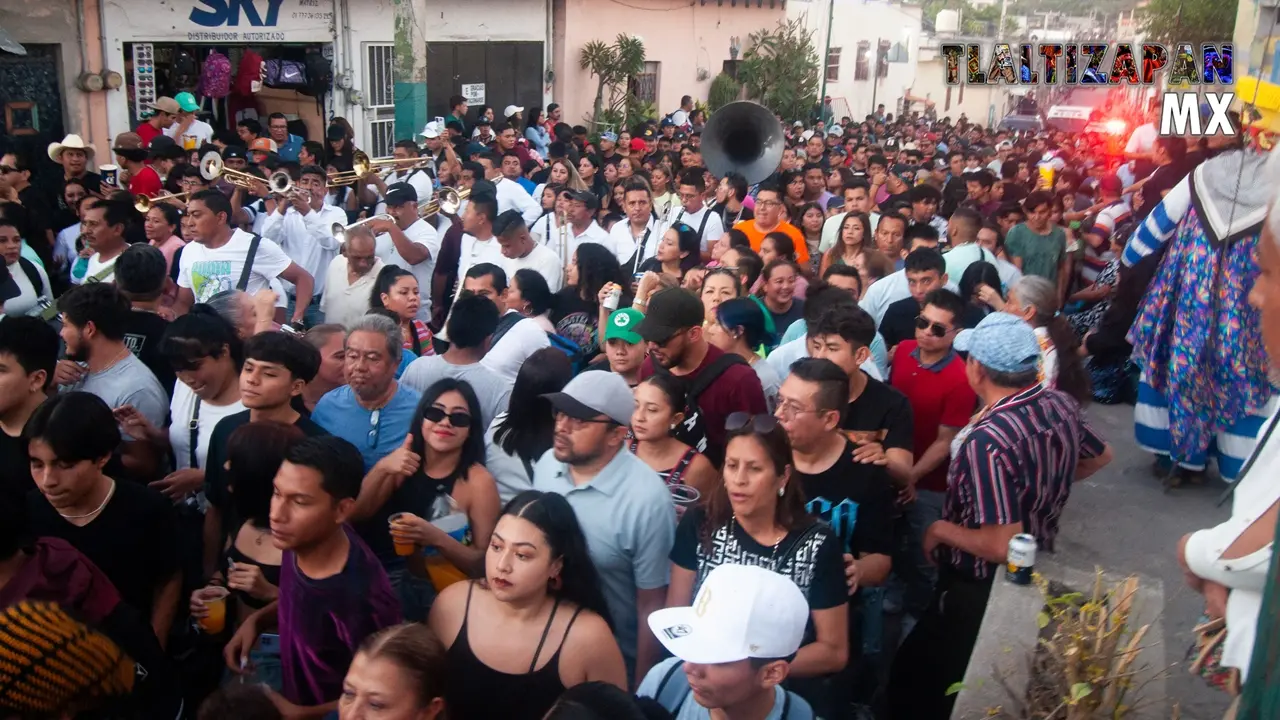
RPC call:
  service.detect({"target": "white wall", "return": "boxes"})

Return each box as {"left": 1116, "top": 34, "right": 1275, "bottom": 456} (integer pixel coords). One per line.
{"left": 790, "top": 0, "right": 922, "bottom": 121}
{"left": 423, "top": 0, "right": 549, "bottom": 42}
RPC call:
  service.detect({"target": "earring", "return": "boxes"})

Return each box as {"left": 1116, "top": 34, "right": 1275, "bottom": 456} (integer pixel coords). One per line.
{"left": 670, "top": 423, "right": 678, "bottom": 431}
{"left": 778, "top": 485, "right": 785, "bottom": 497}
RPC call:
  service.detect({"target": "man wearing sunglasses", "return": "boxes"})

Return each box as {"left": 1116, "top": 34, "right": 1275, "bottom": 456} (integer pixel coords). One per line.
{"left": 532, "top": 370, "right": 675, "bottom": 688}
{"left": 885, "top": 288, "right": 976, "bottom": 626}
{"left": 878, "top": 247, "right": 949, "bottom": 351}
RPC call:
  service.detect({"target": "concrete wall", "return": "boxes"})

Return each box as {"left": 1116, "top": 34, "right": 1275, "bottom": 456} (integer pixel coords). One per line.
{"left": 423, "top": 0, "right": 552, "bottom": 108}
{"left": 553, "top": 0, "right": 786, "bottom": 124}
{"left": 914, "top": 44, "right": 1017, "bottom": 127}
{"left": 790, "top": 0, "right": 922, "bottom": 122}
{"left": 0, "top": 0, "right": 110, "bottom": 156}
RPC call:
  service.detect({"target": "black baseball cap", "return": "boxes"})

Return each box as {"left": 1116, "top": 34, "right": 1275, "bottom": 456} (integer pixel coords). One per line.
{"left": 635, "top": 288, "right": 705, "bottom": 343}
{"left": 222, "top": 145, "right": 247, "bottom": 161}
{"left": 567, "top": 189, "right": 599, "bottom": 210}
{"left": 384, "top": 182, "right": 418, "bottom": 206}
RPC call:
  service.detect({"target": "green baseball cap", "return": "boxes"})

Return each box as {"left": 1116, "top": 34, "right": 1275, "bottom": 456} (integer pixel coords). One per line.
{"left": 605, "top": 308, "right": 644, "bottom": 344}
{"left": 175, "top": 92, "right": 200, "bottom": 112}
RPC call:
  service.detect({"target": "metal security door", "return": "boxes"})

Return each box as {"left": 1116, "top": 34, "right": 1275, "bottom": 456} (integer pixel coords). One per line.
{"left": 0, "top": 44, "right": 65, "bottom": 146}
{"left": 426, "top": 42, "right": 543, "bottom": 121}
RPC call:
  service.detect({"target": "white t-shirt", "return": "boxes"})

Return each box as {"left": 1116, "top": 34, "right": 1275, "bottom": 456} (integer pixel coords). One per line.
{"left": 611, "top": 217, "right": 667, "bottom": 272}
{"left": 2, "top": 260, "right": 51, "bottom": 318}
{"left": 481, "top": 310, "right": 551, "bottom": 383}
{"left": 530, "top": 212, "right": 562, "bottom": 246}
{"left": 457, "top": 234, "right": 507, "bottom": 283}
{"left": 570, "top": 221, "right": 621, "bottom": 262}
{"left": 164, "top": 118, "right": 215, "bottom": 149}
{"left": 381, "top": 168, "right": 435, "bottom": 208}
{"left": 860, "top": 269, "right": 960, "bottom": 326}
{"left": 495, "top": 177, "right": 542, "bottom": 225}
{"left": 1124, "top": 122, "right": 1158, "bottom": 157}
{"left": 666, "top": 205, "right": 724, "bottom": 251}
{"left": 669, "top": 109, "right": 691, "bottom": 128}
{"left": 178, "top": 229, "right": 293, "bottom": 303}
{"left": 76, "top": 252, "right": 119, "bottom": 286}
{"left": 55, "top": 224, "right": 80, "bottom": 271}
{"left": 502, "top": 243, "right": 564, "bottom": 293}
{"left": 376, "top": 218, "right": 441, "bottom": 320}
{"left": 322, "top": 256, "right": 384, "bottom": 329}
{"left": 259, "top": 205, "right": 344, "bottom": 296}
{"left": 167, "top": 381, "right": 246, "bottom": 471}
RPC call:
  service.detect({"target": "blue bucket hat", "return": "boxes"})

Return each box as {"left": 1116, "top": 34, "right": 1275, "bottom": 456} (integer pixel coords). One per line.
{"left": 954, "top": 312, "right": 1041, "bottom": 374}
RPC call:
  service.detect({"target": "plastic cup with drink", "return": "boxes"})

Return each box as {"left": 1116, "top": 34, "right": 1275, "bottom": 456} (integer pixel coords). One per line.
{"left": 1038, "top": 164, "right": 1055, "bottom": 190}
{"left": 424, "top": 512, "right": 471, "bottom": 591}
{"left": 100, "top": 164, "right": 119, "bottom": 188}
{"left": 194, "top": 586, "right": 230, "bottom": 634}
{"left": 669, "top": 483, "right": 701, "bottom": 519}
{"left": 389, "top": 512, "right": 416, "bottom": 557}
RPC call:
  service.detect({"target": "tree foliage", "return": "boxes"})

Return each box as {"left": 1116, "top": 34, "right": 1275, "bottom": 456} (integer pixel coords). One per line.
{"left": 736, "top": 18, "right": 819, "bottom": 123}
{"left": 922, "top": 0, "right": 1019, "bottom": 35}
{"left": 579, "top": 34, "right": 646, "bottom": 131}
{"left": 1138, "top": 0, "right": 1236, "bottom": 49}
{"left": 708, "top": 72, "right": 742, "bottom": 113}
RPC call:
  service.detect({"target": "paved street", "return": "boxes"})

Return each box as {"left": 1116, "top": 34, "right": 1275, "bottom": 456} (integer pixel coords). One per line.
{"left": 1057, "top": 402, "right": 1234, "bottom": 720}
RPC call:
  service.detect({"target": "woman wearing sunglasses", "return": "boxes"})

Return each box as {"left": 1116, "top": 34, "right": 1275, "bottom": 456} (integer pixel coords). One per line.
{"left": 354, "top": 378, "right": 501, "bottom": 621}
{"left": 666, "top": 412, "right": 849, "bottom": 716}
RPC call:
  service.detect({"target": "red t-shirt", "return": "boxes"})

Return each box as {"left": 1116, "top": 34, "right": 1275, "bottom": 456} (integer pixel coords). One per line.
{"left": 639, "top": 344, "right": 767, "bottom": 465}
{"left": 135, "top": 122, "right": 162, "bottom": 148}
{"left": 0, "top": 537, "right": 121, "bottom": 624}
{"left": 888, "top": 340, "right": 978, "bottom": 493}
{"left": 128, "top": 165, "right": 164, "bottom": 198}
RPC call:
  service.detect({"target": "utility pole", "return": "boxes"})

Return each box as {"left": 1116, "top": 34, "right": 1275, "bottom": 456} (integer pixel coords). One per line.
{"left": 870, "top": 35, "right": 881, "bottom": 118}
{"left": 818, "top": 0, "right": 836, "bottom": 122}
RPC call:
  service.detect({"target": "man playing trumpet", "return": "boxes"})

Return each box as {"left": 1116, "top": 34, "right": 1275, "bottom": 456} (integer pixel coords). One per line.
{"left": 259, "top": 165, "right": 346, "bottom": 326}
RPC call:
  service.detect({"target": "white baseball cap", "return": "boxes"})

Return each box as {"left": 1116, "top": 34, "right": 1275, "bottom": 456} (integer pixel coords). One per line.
{"left": 647, "top": 564, "right": 808, "bottom": 665}
{"left": 420, "top": 121, "right": 442, "bottom": 139}
{"left": 503, "top": 104, "right": 525, "bottom": 119}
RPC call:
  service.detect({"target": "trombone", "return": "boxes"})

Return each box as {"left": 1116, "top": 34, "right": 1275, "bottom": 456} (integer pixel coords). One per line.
{"left": 418, "top": 187, "right": 469, "bottom": 218}
{"left": 328, "top": 150, "right": 434, "bottom": 186}
{"left": 266, "top": 171, "right": 310, "bottom": 203}
{"left": 330, "top": 214, "right": 394, "bottom": 245}
{"left": 134, "top": 192, "right": 189, "bottom": 213}
{"left": 199, "top": 151, "right": 264, "bottom": 189}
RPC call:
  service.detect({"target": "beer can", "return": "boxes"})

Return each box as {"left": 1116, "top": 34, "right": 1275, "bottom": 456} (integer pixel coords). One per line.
{"left": 603, "top": 286, "right": 621, "bottom": 311}
{"left": 1005, "top": 533, "right": 1036, "bottom": 585}
{"left": 100, "top": 164, "right": 119, "bottom": 188}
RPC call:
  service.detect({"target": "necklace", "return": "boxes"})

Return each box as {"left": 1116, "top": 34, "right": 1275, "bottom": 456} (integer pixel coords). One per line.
{"left": 58, "top": 479, "right": 116, "bottom": 520}
{"left": 731, "top": 515, "right": 787, "bottom": 569}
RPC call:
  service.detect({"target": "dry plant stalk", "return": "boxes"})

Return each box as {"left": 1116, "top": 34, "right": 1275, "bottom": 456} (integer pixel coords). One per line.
{"left": 1011, "top": 570, "right": 1156, "bottom": 720}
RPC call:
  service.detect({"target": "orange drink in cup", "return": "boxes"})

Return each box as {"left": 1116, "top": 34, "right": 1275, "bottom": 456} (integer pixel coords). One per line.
{"left": 1038, "top": 164, "right": 1055, "bottom": 190}
{"left": 196, "top": 586, "right": 229, "bottom": 633}
{"left": 389, "top": 513, "right": 415, "bottom": 556}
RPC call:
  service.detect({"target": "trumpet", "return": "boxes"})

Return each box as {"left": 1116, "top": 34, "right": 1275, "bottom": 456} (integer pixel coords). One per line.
{"left": 199, "top": 152, "right": 263, "bottom": 189}
{"left": 134, "top": 192, "right": 190, "bottom": 213}
{"left": 418, "top": 187, "right": 469, "bottom": 218}
{"left": 328, "top": 150, "right": 434, "bottom": 185}
{"left": 266, "top": 171, "right": 311, "bottom": 203}
{"left": 330, "top": 214, "right": 394, "bottom": 245}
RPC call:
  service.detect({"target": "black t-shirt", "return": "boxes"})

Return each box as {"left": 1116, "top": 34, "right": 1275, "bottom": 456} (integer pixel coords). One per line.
{"left": 1137, "top": 160, "right": 1191, "bottom": 222}
{"left": 26, "top": 479, "right": 180, "bottom": 617}
{"left": 768, "top": 298, "right": 805, "bottom": 339}
{"left": 551, "top": 288, "right": 604, "bottom": 360}
{"left": 841, "top": 372, "right": 914, "bottom": 454}
{"left": 0, "top": 429, "right": 32, "bottom": 514}
{"left": 881, "top": 191, "right": 911, "bottom": 211}
{"left": 671, "top": 506, "right": 847, "bottom": 616}
{"left": 123, "top": 309, "right": 175, "bottom": 398}
{"left": 879, "top": 296, "right": 921, "bottom": 349}
{"left": 204, "top": 409, "right": 330, "bottom": 515}
{"left": 54, "top": 172, "right": 104, "bottom": 232}
{"left": 793, "top": 440, "right": 895, "bottom": 558}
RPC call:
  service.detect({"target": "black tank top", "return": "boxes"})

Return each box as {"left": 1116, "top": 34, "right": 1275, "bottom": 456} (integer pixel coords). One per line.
{"left": 445, "top": 581, "right": 583, "bottom": 720}
{"left": 628, "top": 438, "right": 698, "bottom": 486}
{"left": 224, "top": 525, "right": 282, "bottom": 610}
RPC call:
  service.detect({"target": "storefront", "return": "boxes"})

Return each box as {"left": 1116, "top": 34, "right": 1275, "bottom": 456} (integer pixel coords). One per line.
{"left": 101, "top": 0, "right": 404, "bottom": 154}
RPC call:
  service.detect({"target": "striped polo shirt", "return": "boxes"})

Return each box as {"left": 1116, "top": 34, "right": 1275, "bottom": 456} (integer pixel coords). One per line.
{"left": 942, "top": 384, "right": 1107, "bottom": 580}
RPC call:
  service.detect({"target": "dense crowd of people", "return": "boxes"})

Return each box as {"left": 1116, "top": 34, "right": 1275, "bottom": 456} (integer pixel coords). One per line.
{"left": 2, "top": 86, "right": 1278, "bottom": 720}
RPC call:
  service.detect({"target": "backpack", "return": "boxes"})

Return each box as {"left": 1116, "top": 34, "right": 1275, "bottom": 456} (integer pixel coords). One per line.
{"left": 171, "top": 49, "right": 200, "bottom": 92}
{"left": 653, "top": 352, "right": 749, "bottom": 465}
{"left": 17, "top": 257, "right": 43, "bottom": 296}
{"left": 198, "top": 50, "right": 232, "bottom": 98}
{"left": 302, "top": 51, "right": 333, "bottom": 99}
{"left": 233, "top": 49, "right": 265, "bottom": 96}
{"left": 546, "top": 333, "right": 586, "bottom": 374}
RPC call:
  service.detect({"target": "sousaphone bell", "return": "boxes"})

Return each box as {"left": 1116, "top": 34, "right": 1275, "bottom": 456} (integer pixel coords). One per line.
{"left": 700, "top": 101, "right": 785, "bottom": 185}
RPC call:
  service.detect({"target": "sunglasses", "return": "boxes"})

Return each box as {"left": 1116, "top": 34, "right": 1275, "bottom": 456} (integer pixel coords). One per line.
{"left": 915, "top": 315, "right": 954, "bottom": 338}
{"left": 725, "top": 412, "right": 780, "bottom": 434}
{"left": 423, "top": 406, "right": 472, "bottom": 427}
{"left": 0, "top": 166, "right": 17, "bottom": 174}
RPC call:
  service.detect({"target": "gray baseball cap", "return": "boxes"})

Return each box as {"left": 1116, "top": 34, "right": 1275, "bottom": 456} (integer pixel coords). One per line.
{"left": 542, "top": 371, "right": 635, "bottom": 425}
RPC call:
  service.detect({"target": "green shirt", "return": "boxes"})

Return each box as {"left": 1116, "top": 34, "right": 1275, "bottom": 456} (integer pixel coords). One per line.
{"left": 1005, "top": 223, "right": 1066, "bottom": 283}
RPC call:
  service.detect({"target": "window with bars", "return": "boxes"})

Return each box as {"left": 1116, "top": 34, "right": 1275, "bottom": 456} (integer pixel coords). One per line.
{"left": 367, "top": 119, "right": 395, "bottom": 159}
{"left": 855, "top": 41, "right": 870, "bottom": 81}
{"left": 365, "top": 43, "right": 394, "bottom": 109}
{"left": 629, "top": 61, "right": 660, "bottom": 104}
{"left": 877, "top": 40, "right": 891, "bottom": 78}
{"left": 826, "top": 47, "right": 841, "bottom": 82}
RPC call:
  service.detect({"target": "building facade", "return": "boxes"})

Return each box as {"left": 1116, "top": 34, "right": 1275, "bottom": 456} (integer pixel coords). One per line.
{"left": 551, "top": 0, "right": 786, "bottom": 126}
{"left": 789, "top": 0, "right": 922, "bottom": 122}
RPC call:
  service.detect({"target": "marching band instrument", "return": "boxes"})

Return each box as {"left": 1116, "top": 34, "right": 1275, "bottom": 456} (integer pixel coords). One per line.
{"left": 328, "top": 150, "right": 433, "bottom": 185}
{"left": 268, "top": 171, "right": 294, "bottom": 196}
{"left": 329, "top": 214, "right": 394, "bottom": 245}
{"left": 134, "top": 192, "right": 189, "bottom": 213}
{"left": 700, "top": 101, "right": 785, "bottom": 185}
{"left": 557, "top": 211, "right": 570, "bottom": 287}
{"left": 199, "top": 152, "right": 264, "bottom": 189}
{"left": 418, "top": 187, "right": 468, "bottom": 218}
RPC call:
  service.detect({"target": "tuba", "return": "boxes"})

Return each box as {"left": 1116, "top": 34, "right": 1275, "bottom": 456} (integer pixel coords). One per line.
{"left": 700, "top": 101, "right": 785, "bottom": 185}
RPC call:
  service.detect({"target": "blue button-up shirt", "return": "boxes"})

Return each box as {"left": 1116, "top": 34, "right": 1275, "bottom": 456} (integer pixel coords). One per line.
{"left": 276, "top": 133, "right": 304, "bottom": 162}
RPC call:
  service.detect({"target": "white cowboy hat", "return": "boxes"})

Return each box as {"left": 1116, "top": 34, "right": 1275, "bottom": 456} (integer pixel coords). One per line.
{"left": 48, "top": 134, "right": 96, "bottom": 163}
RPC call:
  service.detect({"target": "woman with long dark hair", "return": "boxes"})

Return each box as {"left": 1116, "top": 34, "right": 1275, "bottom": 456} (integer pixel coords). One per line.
{"left": 354, "top": 378, "right": 501, "bottom": 621}
{"left": 634, "top": 223, "right": 700, "bottom": 282}
{"left": 510, "top": 268, "right": 556, "bottom": 333}
{"left": 554, "top": 243, "right": 628, "bottom": 360}
{"left": 486, "top": 348, "right": 573, "bottom": 503}
{"left": 820, "top": 211, "right": 871, "bottom": 276}
{"left": 1004, "top": 276, "right": 1091, "bottom": 404}
{"left": 525, "top": 107, "right": 551, "bottom": 158}
{"left": 629, "top": 374, "right": 718, "bottom": 497}
{"left": 781, "top": 169, "right": 806, "bottom": 224}
{"left": 429, "top": 491, "right": 627, "bottom": 719}
{"left": 797, "top": 202, "right": 825, "bottom": 266}
{"left": 957, "top": 260, "right": 1004, "bottom": 328}
{"left": 706, "top": 298, "right": 782, "bottom": 410}
{"left": 666, "top": 415, "right": 848, "bottom": 712}
{"left": 371, "top": 265, "right": 435, "bottom": 359}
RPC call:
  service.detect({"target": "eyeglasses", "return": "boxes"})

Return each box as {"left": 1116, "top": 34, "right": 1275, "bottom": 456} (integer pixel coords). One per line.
{"left": 915, "top": 315, "right": 954, "bottom": 338}
{"left": 423, "top": 406, "right": 472, "bottom": 428}
{"left": 367, "top": 409, "right": 381, "bottom": 448}
{"left": 725, "top": 412, "right": 780, "bottom": 434}
{"left": 756, "top": 199, "right": 783, "bottom": 208}
{"left": 554, "top": 411, "right": 616, "bottom": 430}
{"left": 0, "top": 166, "right": 17, "bottom": 174}
{"left": 774, "top": 401, "right": 821, "bottom": 421}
